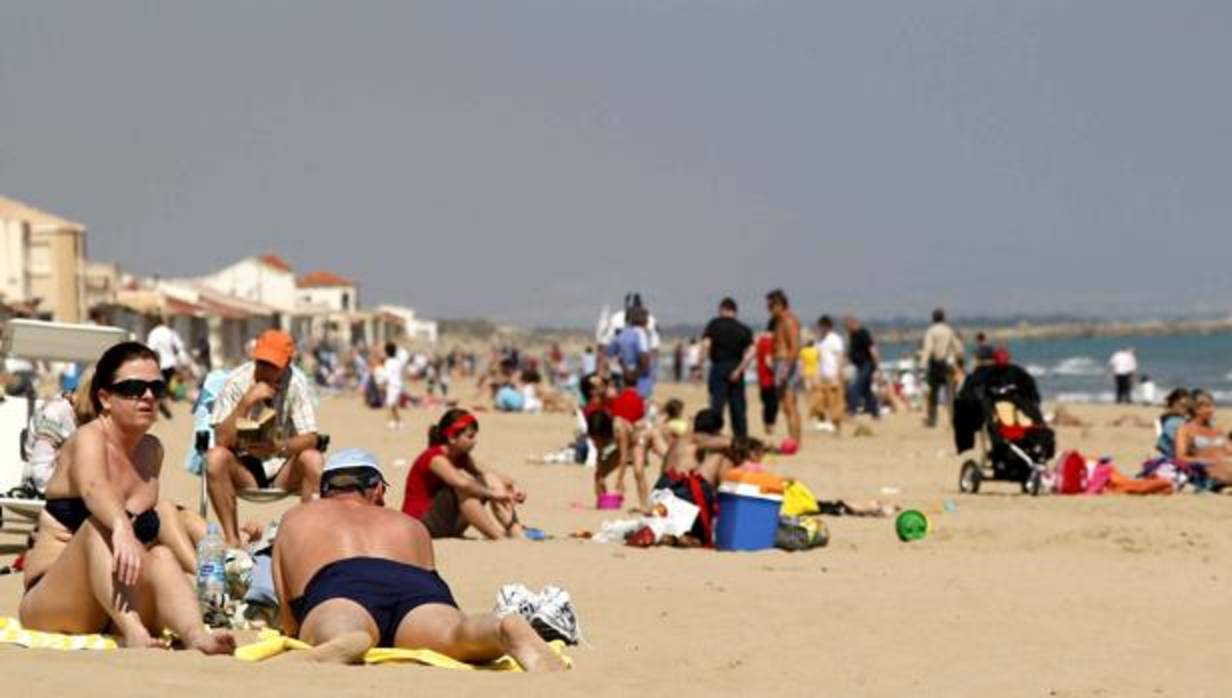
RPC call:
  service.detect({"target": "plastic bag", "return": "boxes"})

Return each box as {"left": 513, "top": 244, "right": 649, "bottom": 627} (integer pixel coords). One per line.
{"left": 781, "top": 480, "right": 821, "bottom": 517}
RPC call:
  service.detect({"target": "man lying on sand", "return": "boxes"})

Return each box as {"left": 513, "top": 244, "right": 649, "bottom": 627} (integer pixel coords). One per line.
{"left": 272, "top": 448, "right": 564, "bottom": 670}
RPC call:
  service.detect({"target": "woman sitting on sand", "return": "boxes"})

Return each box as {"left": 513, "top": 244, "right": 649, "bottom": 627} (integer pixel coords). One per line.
{"left": 19, "top": 342, "right": 234, "bottom": 653}
{"left": 22, "top": 365, "right": 211, "bottom": 575}
{"left": 401, "top": 409, "right": 528, "bottom": 539}
{"left": 1174, "top": 390, "right": 1232, "bottom": 486}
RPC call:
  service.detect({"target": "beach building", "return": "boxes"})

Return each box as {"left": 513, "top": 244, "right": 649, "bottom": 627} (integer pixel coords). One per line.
{"left": 84, "top": 260, "right": 121, "bottom": 311}
{"left": 199, "top": 254, "right": 298, "bottom": 324}
{"left": 108, "top": 278, "right": 279, "bottom": 369}
{"left": 376, "top": 303, "right": 438, "bottom": 344}
{"left": 292, "top": 270, "right": 406, "bottom": 349}
{"left": 0, "top": 196, "right": 88, "bottom": 322}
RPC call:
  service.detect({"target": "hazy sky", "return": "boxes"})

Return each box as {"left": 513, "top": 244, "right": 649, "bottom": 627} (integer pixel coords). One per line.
{"left": 2, "top": 1, "right": 1230, "bottom": 326}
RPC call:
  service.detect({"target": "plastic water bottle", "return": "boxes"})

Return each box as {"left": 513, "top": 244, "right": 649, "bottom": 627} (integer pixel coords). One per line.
{"left": 196, "top": 523, "right": 227, "bottom": 624}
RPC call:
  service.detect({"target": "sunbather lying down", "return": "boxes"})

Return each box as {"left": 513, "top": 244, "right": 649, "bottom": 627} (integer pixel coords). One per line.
{"left": 272, "top": 448, "right": 565, "bottom": 671}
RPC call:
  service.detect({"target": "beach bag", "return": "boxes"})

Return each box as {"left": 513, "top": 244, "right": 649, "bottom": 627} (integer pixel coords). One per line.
{"left": 654, "top": 470, "right": 716, "bottom": 546}
{"left": 781, "top": 480, "right": 821, "bottom": 517}
{"left": 775, "top": 515, "right": 829, "bottom": 551}
{"left": 1054, "top": 451, "right": 1087, "bottom": 495}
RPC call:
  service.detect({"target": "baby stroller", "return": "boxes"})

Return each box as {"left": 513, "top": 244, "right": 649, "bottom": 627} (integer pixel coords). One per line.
{"left": 952, "top": 360, "right": 1054, "bottom": 496}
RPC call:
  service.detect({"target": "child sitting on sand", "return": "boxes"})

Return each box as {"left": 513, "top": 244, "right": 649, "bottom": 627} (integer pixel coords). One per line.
{"left": 727, "top": 437, "right": 769, "bottom": 473}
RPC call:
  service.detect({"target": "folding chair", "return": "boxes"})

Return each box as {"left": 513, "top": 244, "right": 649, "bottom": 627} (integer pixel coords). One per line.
{"left": 196, "top": 431, "right": 331, "bottom": 518}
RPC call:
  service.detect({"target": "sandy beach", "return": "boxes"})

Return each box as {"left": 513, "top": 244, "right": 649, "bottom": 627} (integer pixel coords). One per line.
{"left": 2, "top": 382, "right": 1228, "bottom": 697}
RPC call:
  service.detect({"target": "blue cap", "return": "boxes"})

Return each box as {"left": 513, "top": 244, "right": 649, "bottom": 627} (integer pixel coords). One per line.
{"left": 320, "top": 448, "right": 388, "bottom": 495}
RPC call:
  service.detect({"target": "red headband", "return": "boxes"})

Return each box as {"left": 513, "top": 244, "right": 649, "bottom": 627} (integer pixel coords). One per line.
{"left": 443, "top": 413, "right": 477, "bottom": 439}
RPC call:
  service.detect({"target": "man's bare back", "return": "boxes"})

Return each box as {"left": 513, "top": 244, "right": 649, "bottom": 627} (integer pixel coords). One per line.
{"left": 275, "top": 497, "right": 435, "bottom": 600}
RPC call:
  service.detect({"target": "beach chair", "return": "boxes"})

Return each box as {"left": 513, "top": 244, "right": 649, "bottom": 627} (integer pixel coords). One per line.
{"left": 0, "top": 398, "right": 41, "bottom": 535}
{"left": 1, "top": 320, "right": 127, "bottom": 536}
{"left": 195, "top": 431, "right": 331, "bottom": 518}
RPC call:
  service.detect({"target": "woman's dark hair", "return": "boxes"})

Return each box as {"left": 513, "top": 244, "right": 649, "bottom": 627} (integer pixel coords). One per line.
{"left": 580, "top": 372, "right": 604, "bottom": 405}
{"left": 586, "top": 409, "right": 614, "bottom": 439}
{"left": 428, "top": 408, "right": 478, "bottom": 446}
{"left": 693, "top": 408, "right": 724, "bottom": 435}
{"left": 663, "top": 398, "right": 684, "bottom": 420}
{"left": 1164, "top": 387, "right": 1191, "bottom": 409}
{"left": 91, "top": 341, "right": 160, "bottom": 414}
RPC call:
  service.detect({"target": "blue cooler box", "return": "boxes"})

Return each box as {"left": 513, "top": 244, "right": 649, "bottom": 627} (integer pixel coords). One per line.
{"left": 715, "top": 483, "right": 783, "bottom": 551}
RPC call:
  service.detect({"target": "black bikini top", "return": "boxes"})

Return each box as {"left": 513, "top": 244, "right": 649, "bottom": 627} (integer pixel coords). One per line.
{"left": 45, "top": 497, "right": 161, "bottom": 544}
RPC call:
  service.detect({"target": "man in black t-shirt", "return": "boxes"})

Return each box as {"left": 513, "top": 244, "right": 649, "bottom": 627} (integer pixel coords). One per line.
{"left": 844, "top": 315, "right": 880, "bottom": 417}
{"left": 701, "top": 297, "right": 755, "bottom": 439}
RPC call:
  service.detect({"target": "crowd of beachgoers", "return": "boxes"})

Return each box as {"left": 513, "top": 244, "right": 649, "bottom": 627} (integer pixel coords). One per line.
{"left": 1, "top": 291, "right": 1228, "bottom": 671}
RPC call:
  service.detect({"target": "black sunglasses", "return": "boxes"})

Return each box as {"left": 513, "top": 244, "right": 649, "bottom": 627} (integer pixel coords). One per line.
{"left": 108, "top": 379, "right": 168, "bottom": 400}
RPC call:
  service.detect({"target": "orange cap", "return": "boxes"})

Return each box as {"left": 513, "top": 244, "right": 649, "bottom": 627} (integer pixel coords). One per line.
{"left": 252, "top": 329, "right": 295, "bottom": 369}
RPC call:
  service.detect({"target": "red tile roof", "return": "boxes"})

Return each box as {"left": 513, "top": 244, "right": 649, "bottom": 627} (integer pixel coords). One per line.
{"left": 297, "top": 270, "right": 354, "bottom": 288}
{"left": 258, "top": 254, "right": 293, "bottom": 272}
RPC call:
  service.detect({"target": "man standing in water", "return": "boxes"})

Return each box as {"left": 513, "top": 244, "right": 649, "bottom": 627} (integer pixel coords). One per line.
{"left": 1108, "top": 347, "right": 1137, "bottom": 405}
{"left": 767, "top": 290, "right": 802, "bottom": 454}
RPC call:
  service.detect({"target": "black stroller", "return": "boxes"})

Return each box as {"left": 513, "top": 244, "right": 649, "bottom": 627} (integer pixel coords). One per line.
{"left": 952, "top": 361, "right": 1055, "bottom": 495}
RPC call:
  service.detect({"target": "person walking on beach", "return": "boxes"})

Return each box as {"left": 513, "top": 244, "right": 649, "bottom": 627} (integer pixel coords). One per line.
{"left": 1108, "top": 347, "right": 1137, "bottom": 404}
{"left": 274, "top": 448, "right": 565, "bottom": 670}
{"left": 921, "top": 308, "right": 964, "bottom": 428}
{"left": 702, "top": 297, "right": 755, "bottom": 440}
{"left": 608, "top": 306, "right": 654, "bottom": 400}
{"left": 146, "top": 315, "right": 188, "bottom": 419}
{"left": 845, "top": 316, "right": 880, "bottom": 418}
{"left": 767, "top": 290, "right": 802, "bottom": 453}
{"left": 813, "top": 315, "right": 846, "bottom": 433}
{"left": 754, "top": 326, "right": 778, "bottom": 438}
{"left": 381, "top": 342, "right": 408, "bottom": 430}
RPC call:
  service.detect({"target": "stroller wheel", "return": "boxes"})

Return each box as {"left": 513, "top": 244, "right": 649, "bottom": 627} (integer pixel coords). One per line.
{"left": 1024, "top": 471, "right": 1043, "bottom": 497}
{"left": 959, "top": 460, "right": 982, "bottom": 494}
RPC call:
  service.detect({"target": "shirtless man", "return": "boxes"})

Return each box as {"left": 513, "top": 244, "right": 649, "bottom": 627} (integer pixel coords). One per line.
{"left": 272, "top": 448, "right": 565, "bottom": 671}
{"left": 660, "top": 408, "right": 734, "bottom": 487}
{"left": 766, "top": 289, "right": 802, "bottom": 453}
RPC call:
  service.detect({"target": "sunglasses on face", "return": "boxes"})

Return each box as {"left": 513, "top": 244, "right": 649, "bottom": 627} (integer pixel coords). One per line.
{"left": 108, "top": 379, "right": 168, "bottom": 400}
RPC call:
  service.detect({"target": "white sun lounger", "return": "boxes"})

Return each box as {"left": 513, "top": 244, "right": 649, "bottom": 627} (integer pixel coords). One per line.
{"left": 1, "top": 320, "right": 128, "bottom": 536}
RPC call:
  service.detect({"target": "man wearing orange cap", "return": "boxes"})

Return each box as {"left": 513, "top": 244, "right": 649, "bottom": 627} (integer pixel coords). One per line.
{"left": 206, "top": 329, "right": 324, "bottom": 547}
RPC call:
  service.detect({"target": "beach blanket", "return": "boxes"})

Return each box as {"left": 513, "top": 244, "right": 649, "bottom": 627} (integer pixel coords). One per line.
{"left": 0, "top": 617, "right": 118, "bottom": 650}
{"left": 235, "top": 629, "right": 571, "bottom": 671}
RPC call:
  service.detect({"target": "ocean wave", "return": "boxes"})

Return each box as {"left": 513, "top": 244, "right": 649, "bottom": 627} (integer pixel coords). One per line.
{"left": 1051, "top": 356, "right": 1104, "bottom": 377}
{"left": 1226, "top": 371, "right": 1232, "bottom": 382}
{"left": 1054, "top": 391, "right": 1116, "bottom": 404}
{"left": 1025, "top": 364, "right": 1048, "bottom": 377}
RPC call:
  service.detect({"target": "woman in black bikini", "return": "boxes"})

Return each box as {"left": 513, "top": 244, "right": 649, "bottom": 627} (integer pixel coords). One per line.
{"left": 18, "top": 342, "right": 234, "bottom": 653}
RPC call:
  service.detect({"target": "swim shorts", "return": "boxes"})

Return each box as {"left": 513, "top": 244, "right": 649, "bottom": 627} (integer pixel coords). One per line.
{"left": 773, "top": 359, "right": 798, "bottom": 393}
{"left": 289, "top": 556, "right": 458, "bottom": 647}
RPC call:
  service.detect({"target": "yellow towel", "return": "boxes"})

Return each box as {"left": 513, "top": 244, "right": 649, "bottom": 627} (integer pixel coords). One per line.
{"left": 236, "top": 629, "right": 571, "bottom": 671}
{"left": 0, "top": 617, "right": 118, "bottom": 651}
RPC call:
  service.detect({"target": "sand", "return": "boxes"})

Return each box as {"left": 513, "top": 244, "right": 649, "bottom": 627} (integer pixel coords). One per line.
{"left": 1, "top": 382, "right": 1229, "bottom": 697}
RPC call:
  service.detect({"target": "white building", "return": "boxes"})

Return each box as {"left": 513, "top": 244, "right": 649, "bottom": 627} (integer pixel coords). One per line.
{"left": 0, "top": 214, "right": 31, "bottom": 307}
{"left": 199, "top": 254, "right": 297, "bottom": 316}
{"left": 376, "top": 304, "right": 438, "bottom": 344}
{"left": 296, "top": 270, "right": 358, "bottom": 313}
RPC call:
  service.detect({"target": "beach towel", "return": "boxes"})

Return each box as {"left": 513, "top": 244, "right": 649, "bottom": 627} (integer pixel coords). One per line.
{"left": 235, "top": 629, "right": 571, "bottom": 671}
{"left": 0, "top": 617, "right": 118, "bottom": 650}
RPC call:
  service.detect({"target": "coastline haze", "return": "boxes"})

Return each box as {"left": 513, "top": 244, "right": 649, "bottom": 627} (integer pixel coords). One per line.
{"left": 2, "top": 2, "right": 1230, "bottom": 326}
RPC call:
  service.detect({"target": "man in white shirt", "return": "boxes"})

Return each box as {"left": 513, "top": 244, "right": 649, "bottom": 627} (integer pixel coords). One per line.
{"left": 382, "top": 342, "right": 408, "bottom": 429}
{"left": 147, "top": 315, "right": 187, "bottom": 418}
{"left": 1108, "top": 348, "right": 1137, "bottom": 404}
{"left": 812, "top": 315, "right": 846, "bottom": 433}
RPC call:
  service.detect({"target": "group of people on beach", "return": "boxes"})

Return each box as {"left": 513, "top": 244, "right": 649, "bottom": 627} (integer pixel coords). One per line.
{"left": 12, "top": 332, "right": 564, "bottom": 670}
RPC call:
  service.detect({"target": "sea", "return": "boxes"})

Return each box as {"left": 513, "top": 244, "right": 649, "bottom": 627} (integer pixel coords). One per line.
{"left": 879, "top": 331, "right": 1232, "bottom": 404}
